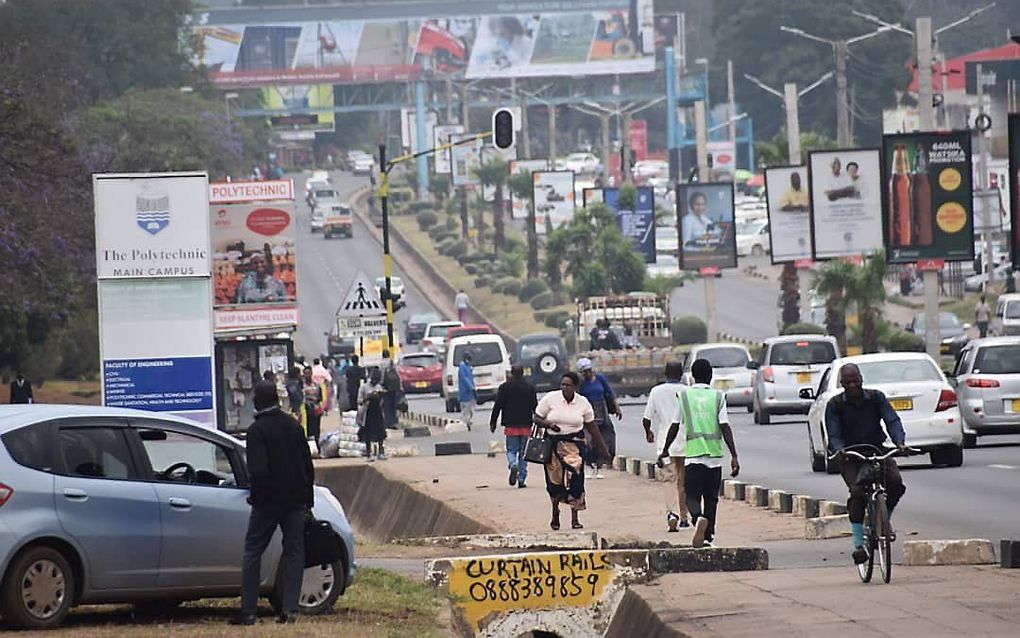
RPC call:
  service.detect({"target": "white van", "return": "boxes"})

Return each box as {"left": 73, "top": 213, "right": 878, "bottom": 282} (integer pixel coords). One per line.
{"left": 443, "top": 334, "right": 511, "bottom": 413}
{"left": 991, "top": 293, "right": 1020, "bottom": 337}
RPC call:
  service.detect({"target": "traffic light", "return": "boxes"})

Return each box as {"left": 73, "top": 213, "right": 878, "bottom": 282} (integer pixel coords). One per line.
{"left": 492, "top": 108, "right": 515, "bottom": 149}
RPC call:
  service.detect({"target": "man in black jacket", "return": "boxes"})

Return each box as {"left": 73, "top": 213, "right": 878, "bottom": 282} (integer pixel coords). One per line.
{"left": 9, "top": 372, "right": 33, "bottom": 404}
{"left": 233, "top": 381, "right": 314, "bottom": 626}
{"left": 490, "top": 365, "right": 538, "bottom": 488}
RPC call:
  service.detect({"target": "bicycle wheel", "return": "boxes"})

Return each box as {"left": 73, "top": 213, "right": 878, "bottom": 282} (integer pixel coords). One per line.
{"left": 857, "top": 501, "right": 875, "bottom": 583}
{"left": 875, "top": 493, "right": 892, "bottom": 583}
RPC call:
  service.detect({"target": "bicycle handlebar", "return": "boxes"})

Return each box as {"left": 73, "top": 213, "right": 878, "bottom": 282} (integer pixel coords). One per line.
{"left": 827, "top": 446, "right": 921, "bottom": 462}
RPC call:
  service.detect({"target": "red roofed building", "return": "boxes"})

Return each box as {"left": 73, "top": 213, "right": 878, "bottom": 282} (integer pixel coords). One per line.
{"left": 908, "top": 41, "right": 1020, "bottom": 94}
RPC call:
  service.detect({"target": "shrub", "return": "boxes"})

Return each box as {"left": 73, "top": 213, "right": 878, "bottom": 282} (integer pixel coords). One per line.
{"left": 416, "top": 209, "right": 439, "bottom": 230}
{"left": 504, "top": 237, "right": 525, "bottom": 254}
{"left": 436, "top": 231, "right": 459, "bottom": 244}
{"left": 530, "top": 290, "right": 554, "bottom": 310}
{"left": 474, "top": 276, "right": 490, "bottom": 288}
{"left": 428, "top": 225, "right": 447, "bottom": 241}
{"left": 518, "top": 279, "right": 549, "bottom": 302}
{"left": 408, "top": 201, "right": 434, "bottom": 213}
{"left": 543, "top": 310, "right": 570, "bottom": 328}
{"left": 501, "top": 279, "right": 522, "bottom": 296}
{"left": 447, "top": 240, "right": 468, "bottom": 258}
{"left": 493, "top": 277, "right": 521, "bottom": 296}
{"left": 671, "top": 316, "right": 707, "bottom": 345}
{"left": 883, "top": 329, "right": 925, "bottom": 352}
{"left": 464, "top": 263, "right": 478, "bottom": 275}
{"left": 437, "top": 238, "right": 457, "bottom": 255}
{"left": 781, "top": 322, "right": 827, "bottom": 336}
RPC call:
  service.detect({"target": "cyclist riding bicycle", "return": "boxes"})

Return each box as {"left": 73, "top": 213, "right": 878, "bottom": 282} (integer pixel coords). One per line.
{"left": 824, "top": 363, "right": 907, "bottom": 565}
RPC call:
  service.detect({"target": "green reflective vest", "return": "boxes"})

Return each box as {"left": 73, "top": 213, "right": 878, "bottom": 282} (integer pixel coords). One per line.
{"left": 681, "top": 387, "right": 724, "bottom": 458}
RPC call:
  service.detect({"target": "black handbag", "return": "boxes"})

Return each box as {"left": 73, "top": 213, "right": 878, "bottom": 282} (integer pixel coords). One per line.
{"left": 524, "top": 425, "right": 554, "bottom": 465}
{"left": 304, "top": 517, "right": 344, "bottom": 568}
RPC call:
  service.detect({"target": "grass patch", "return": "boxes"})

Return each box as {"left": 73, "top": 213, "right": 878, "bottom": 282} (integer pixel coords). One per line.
{"left": 50, "top": 568, "right": 449, "bottom": 638}
{"left": 33, "top": 379, "right": 102, "bottom": 405}
{"left": 393, "top": 216, "right": 546, "bottom": 337}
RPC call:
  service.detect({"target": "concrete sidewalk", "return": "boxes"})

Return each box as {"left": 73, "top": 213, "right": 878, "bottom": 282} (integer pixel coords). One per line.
{"left": 625, "top": 565, "right": 1020, "bottom": 637}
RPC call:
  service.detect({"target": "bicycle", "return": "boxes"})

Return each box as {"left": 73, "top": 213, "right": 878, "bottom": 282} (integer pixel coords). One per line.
{"left": 828, "top": 444, "right": 919, "bottom": 583}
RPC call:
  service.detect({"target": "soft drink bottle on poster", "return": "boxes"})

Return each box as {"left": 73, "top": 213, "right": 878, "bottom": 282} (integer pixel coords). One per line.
{"left": 912, "top": 145, "right": 934, "bottom": 247}
{"left": 890, "top": 145, "right": 913, "bottom": 248}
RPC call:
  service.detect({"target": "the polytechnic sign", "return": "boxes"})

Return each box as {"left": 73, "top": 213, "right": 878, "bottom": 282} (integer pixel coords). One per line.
{"left": 94, "top": 173, "right": 211, "bottom": 279}
{"left": 209, "top": 179, "right": 294, "bottom": 203}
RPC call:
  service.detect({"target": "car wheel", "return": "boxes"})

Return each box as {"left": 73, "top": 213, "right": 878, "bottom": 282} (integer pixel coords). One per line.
{"left": 537, "top": 353, "right": 559, "bottom": 374}
{"left": 756, "top": 405, "right": 771, "bottom": 425}
{"left": 271, "top": 559, "right": 345, "bottom": 616}
{"left": 962, "top": 433, "right": 977, "bottom": 449}
{"left": 0, "top": 545, "right": 75, "bottom": 630}
{"left": 752, "top": 402, "right": 759, "bottom": 424}
{"left": 824, "top": 449, "right": 841, "bottom": 474}
{"left": 930, "top": 445, "right": 964, "bottom": 468}
{"left": 810, "top": 436, "right": 826, "bottom": 473}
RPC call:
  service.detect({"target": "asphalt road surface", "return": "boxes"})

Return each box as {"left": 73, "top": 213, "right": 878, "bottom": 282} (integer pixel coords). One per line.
{"left": 670, "top": 262, "right": 779, "bottom": 343}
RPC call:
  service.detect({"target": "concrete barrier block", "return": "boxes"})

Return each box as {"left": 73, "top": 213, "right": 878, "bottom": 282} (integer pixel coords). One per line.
{"left": 767, "top": 489, "right": 788, "bottom": 512}
{"left": 614, "top": 455, "right": 629, "bottom": 471}
{"left": 778, "top": 492, "right": 794, "bottom": 513}
{"left": 435, "top": 442, "right": 472, "bottom": 456}
{"left": 805, "top": 515, "right": 851, "bottom": 540}
{"left": 820, "top": 500, "right": 847, "bottom": 516}
{"left": 1001, "top": 540, "right": 1020, "bottom": 568}
{"left": 402, "top": 426, "right": 431, "bottom": 438}
{"left": 628, "top": 458, "right": 642, "bottom": 476}
{"left": 723, "top": 480, "right": 746, "bottom": 501}
{"left": 643, "top": 461, "right": 657, "bottom": 480}
{"left": 444, "top": 420, "right": 469, "bottom": 434}
{"left": 648, "top": 546, "right": 769, "bottom": 573}
{"left": 902, "top": 539, "right": 997, "bottom": 566}
{"left": 792, "top": 495, "right": 820, "bottom": 518}
{"left": 746, "top": 485, "right": 769, "bottom": 507}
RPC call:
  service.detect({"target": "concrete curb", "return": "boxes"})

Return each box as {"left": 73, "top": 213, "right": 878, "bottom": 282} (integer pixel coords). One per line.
{"left": 805, "top": 515, "right": 851, "bottom": 539}
{"left": 902, "top": 539, "right": 998, "bottom": 566}
{"left": 718, "top": 331, "right": 757, "bottom": 347}
{"left": 1001, "top": 539, "right": 1020, "bottom": 568}
{"left": 394, "top": 531, "right": 599, "bottom": 550}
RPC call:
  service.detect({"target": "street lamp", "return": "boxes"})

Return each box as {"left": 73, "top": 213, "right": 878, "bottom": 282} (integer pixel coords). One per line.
{"left": 694, "top": 57, "right": 709, "bottom": 106}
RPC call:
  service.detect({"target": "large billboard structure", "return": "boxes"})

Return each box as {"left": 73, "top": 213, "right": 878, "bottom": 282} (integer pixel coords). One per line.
{"left": 807, "top": 149, "right": 884, "bottom": 260}
{"left": 193, "top": 0, "right": 656, "bottom": 86}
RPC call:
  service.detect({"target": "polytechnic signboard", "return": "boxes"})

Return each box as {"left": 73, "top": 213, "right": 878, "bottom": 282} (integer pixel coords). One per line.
{"left": 807, "top": 149, "right": 883, "bottom": 260}
{"left": 764, "top": 166, "right": 813, "bottom": 264}
{"left": 533, "top": 170, "right": 576, "bottom": 234}
{"left": 587, "top": 187, "right": 657, "bottom": 263}
{"left": 882, "top": 131, "right": 974, "bottom": 264}
{"left": 94, "top": 172, "right": 211, "bottom": 279}
{"left": 676, "top": 183, "right": 737, "bottom": 271}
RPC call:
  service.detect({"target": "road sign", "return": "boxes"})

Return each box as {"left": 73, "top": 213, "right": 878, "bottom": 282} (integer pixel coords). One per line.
{"left": 336, "top": 271, "right": 384, "bottom": 317}
{"left": 335, "top": 315, "right": 388, "bottom": 338}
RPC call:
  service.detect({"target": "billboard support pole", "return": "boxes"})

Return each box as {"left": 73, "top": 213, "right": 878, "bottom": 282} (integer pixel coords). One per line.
{"left": 666, "top": 47, "right": 679, "bottom": 182}
{"left": 704, "top": 275, "right": 717, "bottom": 342}
{"left": 916, "top": 16, "right": 941, "bottom": 361}
{"left": 695, "top": 101, "right": 709, "bottom": 182}
{"left": 784, "top": 82, "right": 811, "bottom": 323}
{"left": 379, "top": 144, "right": 396, "bottom": 357}
{"left": 977, "top": 64, "right": 994, "bottom": 290}
{"left": 548, "top": 103, "right": 557, "bottom": 164}
{"left": 415, "top": 80, "right": 429, "bottom": 201}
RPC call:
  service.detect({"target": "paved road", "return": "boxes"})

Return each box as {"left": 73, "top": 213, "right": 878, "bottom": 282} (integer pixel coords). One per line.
{"left": 670, "top": 258, "right": 779, "bottom": 343}
{"left": 292, "top": 170, "right": 445, "bottom": 359}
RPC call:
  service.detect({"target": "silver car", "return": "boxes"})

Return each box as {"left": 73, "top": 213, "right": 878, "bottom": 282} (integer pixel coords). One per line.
{"left": 750, "top": 334, "right": 839, "bottom": 424}
{"left": 0, "top": 405, "right": 355, "bottom": 630}
{"left": 683, "top": 343, "right": 755, "bottom": 410}
{"left": 952, "top": 337, "right": 1020, "bottom": 447}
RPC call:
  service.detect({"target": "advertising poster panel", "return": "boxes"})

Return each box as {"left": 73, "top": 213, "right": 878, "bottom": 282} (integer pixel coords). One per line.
{"left": 451, "top": 133, "right": 482, "bottom": 186}
{"left": 882, "top": 131, "right": 974, "bottom": 264}
{"left": 585, "top": 187, "right": 656, "bottom": 263}
{"left": 509, "top": 159, "right": 549, "bottom": 218}
{"left": 1011, "top": 115, "right": 1020, "bottom": 269}
{"left": 434, "top": 124, "right": 465, "bottom": 174}
{"left": 261, "top": 84, "right": 335, "bottom": 139}
{"left": 676, "top": 183, "right": 736, "bottom": 271}
{"left": 764, "top": 166, "right": 813, "bottom": 264}
{"left": 808, "top": 149, "right": 883, "bottom": 259}
{"left": 533, "top": 170, "right": 575, "bottom": 234}
{"left": 210, "top": 202, "right": 298, "bottom": 331}
{"left": 192, "top": 1, "right": 655, "bottom": 86}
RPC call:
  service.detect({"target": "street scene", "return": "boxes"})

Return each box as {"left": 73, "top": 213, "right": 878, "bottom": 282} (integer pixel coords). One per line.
{"left": 2, "top": 0, "right": 1020, "bottom": 636}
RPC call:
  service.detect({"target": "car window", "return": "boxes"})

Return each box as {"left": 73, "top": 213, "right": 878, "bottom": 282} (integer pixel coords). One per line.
{"left": 427, "top": 324, "right": 457, "bottom": 338}
{"left": 58, "top": 426, "right": 137, "bottom": 480}
{"left": 954, "top": 348, "right": 975, "bottom": 376}
{"left": 695, "top": 346, "right": 749, "bottom": 368}
{"left": 137, "top": 428, "right": 240, "bottom": 487}
{"left": 400, "top": 354, "right": 438, "bottom": 367}
{"left": 973, "top": 345, "right": 1020, "bottom": 374}
{"left": 519, "top": 340, "right": 561, "bottom": 361}
{"left": 851, "top": 359, "right": 942, "bottom": 384}
{"left": 768, "top": 341, "right": 836, "bottom": 365}
{"left": 314, "top": 189, "right": 337, "bottom": 199}
{"left": 2, "top": 422, "right": 54, "bottom": 472}
{"left": 817, "top": 369, "right": 830, "bottom": 396}
{"left": 1004, "top": 302, "right": 1020, "bottom": 319}
{"left": 452, "top": 342, "right": 504, "bottom": 366}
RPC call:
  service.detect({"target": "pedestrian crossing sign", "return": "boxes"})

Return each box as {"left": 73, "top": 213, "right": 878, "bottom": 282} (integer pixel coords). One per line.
{"left": 336, "top": 271, "right": 385, "bottom": 317}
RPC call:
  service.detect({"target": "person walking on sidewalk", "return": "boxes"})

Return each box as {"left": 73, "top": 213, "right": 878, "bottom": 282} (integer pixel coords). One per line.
{"left": 534, "top": 372, "right": 611, "bottom": 531}
{"left": 975, "top": 294, "right": 991, "bottom": 338}
{"left": 359, "top": 369, "right": 388, "bottom": 461}
{"left": 825, "top": 363, "right": 907, "bottom": 566}
{"left": 381, "top": 350, "right": 402, "bottom": 429}
{"left": 659, "top": 359, "right": 740, "bottom": 548}
{"left": 643, "top": 361, "right": 689, "bottom": 532}
{"left": 311, "top": 358, "right": 332, "bottom": 415}
{"left": 344, "top": 354, "right": 365, "bottom": 416}
{"left": 458, "top": 352, "right": 476, "bottom": 430}
{"left": 455, "top": 289, "right": 470, "bottom": 324}
{"left": 301, "top": 366, "right": 327, "bottom": 443}
{"left": 233, "top": 381, "right": 313, "bottom": 626}
{"left": 490, "top": 365, "right": 539, "bottom": 488}
{"left": 577, "top": 357, "right": 621, "bottom": 478}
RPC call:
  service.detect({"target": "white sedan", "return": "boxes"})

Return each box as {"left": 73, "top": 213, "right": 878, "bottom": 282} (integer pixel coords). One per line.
{"left": 735, "top": 218, "right": 771, "bottom": 257}
{"left": 560, "top": 152, "right": 601, "bottom": 175}
{"left": 803, "top": 352, "right": 964, "bottom": 473}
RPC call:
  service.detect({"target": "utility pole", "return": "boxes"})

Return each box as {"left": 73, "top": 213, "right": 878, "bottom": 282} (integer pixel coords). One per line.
{"left": 460, "top": 83, "right": 470, "bottom": 132}
{"left": 600, "top": 113, "right": 611, "bottom": 182}
{"left": 445, "top": 77, "right": 454, "bottom": 123}
{"left": 621, "top": 111, "right": 633, "bottom": 184}
{"left": 977, "top": 63, "right": 994, "bottom": 292}
{"left": 548, "top": 104, "right": 557, "bottom": 163}
{"left": 666, "top": 46, "right": 679, "bottom": 182}
{"left": 916, "top": 16, "right": 941, "bottom": 361}
{"left": 694, "top": 100, "right": 715, "bottom": 340}
{"left": 520, "top": 92, "right": 531, "bottom": 159}
{"left": 727, "top": 60, "right": 737, "bottom": 142}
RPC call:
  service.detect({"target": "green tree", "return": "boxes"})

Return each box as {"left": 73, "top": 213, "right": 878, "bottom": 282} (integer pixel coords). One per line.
{"left": 843, "top": 251, "right": 887, "bottom": 353}
{"left": 507, "top": 169, "right": 539, "bottom": 279}
{"left": 754, "top": 130, "right": 840, "bottom": 168}
{"left": 814, "top": 259, "right": 854, "bottom": 355}
{"left": 780, "top": 264, "right": 800, "bottom": 329}
{"left": 428, "top": 174, "right": 450, "bottom": 204}
{"left": 545, "top": 203, "right": 646, "bottom": 297}
{"left": 474, "top": 157, "right": 509, "bottom": 254}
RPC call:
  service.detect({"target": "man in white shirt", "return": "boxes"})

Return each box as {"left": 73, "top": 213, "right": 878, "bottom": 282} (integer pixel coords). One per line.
{"left": 643, "top": 361, "right": 689, "bottom": 531}
{"left": 659, "top": 359, "right": 740, "bottom": 547}
{"left": 454, "top": 289, "right": 470, "bottom": 324}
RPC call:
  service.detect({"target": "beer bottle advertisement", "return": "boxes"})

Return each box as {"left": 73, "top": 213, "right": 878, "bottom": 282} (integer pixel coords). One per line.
{"left": 1009, "top": 114, "right": 1020, "bottom": 269}
{"left": 881, "top": 131, "right": 974, "bottom": 264}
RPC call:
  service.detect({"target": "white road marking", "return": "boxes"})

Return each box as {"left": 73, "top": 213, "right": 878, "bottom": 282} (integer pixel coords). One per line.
{"left": 988, "top": 464, "right": 1017, "bottom": 470}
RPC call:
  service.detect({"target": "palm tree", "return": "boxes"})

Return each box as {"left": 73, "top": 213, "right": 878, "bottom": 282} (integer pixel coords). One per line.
{"left": 843, "top": 251, "right": 887, "bottom": 353}
{"left": 813, "top": 259, "right": 854, "bottom": 355}
{"left": 474, "top": 157, "right": 509, "bottom": 254}
{"left": 780, "top": 263, "right": 799, "bottom": 329}
{"left": 507, "top": 169, "right": 538, "bottom": 279}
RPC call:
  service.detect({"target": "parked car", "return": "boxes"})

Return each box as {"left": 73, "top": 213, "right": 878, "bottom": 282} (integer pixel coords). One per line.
{"left": 735, "top": 218, "right": 771, "bottom": 257}
{"left": 421, "top": 320, "right": 463, "bottom": 357}
{"left": 443, "top": 334, "right": 511, "bottom": 413}
{"left": 683, "top": 343, "right": 754, "bottom": 410}
{"left": 990, "top": 293, "right": 1020, "bottom": 337}
{"left": 951, "top": 337, "right": 1020, "bottom": 447}
{"left": 352, "top": 155, "right": 375, "bottom": 176}
{"left": 750, "top": 334, "right": 840, "bottom": 424}
{"left": 404, "top": 312, "right": 441, "bottom": 345}
{"left": 963, "top": 262, "right": 1012, "bottom": 292}
{"left": 906, "top": 312, "right": 970, "bottom": 356}
{"left": 446, "top": 324, "right": 492, "bottom": 342}
{"left": 0, "top": 405, "right": 355, "bottom": 630}
{"left": 560, "top": 152, "right": 600, "bottom": 174}
{"left": 633, "top": 159, "right": 668, "bottom": 183}
{"left": 803, "top": 352, "right": 964, "bottom": 472}
{"left": 397, "top": 352, "right": 443, "bottom": 393}
{"left": 514, "top": 333, "right": 569, "bottom": 391}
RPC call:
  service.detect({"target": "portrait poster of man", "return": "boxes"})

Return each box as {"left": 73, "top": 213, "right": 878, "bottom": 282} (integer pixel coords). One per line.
{"left": 808, "top": 149, "right": 883, "bottom": 259}
{"left": 765, "top": 166, "right": 813, "bottom": 264}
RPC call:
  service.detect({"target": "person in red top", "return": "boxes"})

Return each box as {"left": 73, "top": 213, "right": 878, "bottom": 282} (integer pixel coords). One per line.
{"left": 490, "top": 365, "right": 538, "bottom": 488}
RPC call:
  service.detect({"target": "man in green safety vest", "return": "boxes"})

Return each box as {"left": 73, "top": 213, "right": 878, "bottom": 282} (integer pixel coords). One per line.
{"left": 659, "top": 359, "right": 740, "bottom": 548}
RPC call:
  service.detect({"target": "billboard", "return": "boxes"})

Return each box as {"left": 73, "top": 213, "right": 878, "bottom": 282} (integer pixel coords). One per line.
{"left": 676, "top": 183, "right": 736, "bottom": 271}
{"left": 584, "top": 187, "right": 657, "bottom": 263}
{"left": 808, "top": 149, "right": 884, "bottom": 260}
{"left": 533, "top": 170, "right": 576, "bottom": 234}
{"left": 192, "top": 1, "right": 655, "bottom": 86}
{"left": 451, "top": 133, "right": 482, "bottom": 186}
{"left": 261, "top": 84, "right": 335, "bottom": 140}
{"left": 882, "top": 131, "right": 974, "bottom": 264}
{"left": 434, "top": 124, "right": 465, "bottom": 174}
{"left": 764, "top": 166, "right": 813, "bottom": 264}
{"left": 509, "top": 159, "right": 550, "bottom": 219}
{"left": 401, "top": 108, "right": 439, "bottom": 153}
